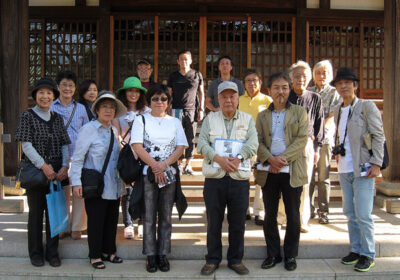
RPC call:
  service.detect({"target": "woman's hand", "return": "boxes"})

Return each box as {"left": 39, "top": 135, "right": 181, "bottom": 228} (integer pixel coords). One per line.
{"left": 73, "top": 186, "right": 83, "bottom": 198}
{"left": 56, "top": 166, "right": 69, "bottom": 182}
{"left": 41, "top": 163, "right": 56, "bottom": 180}
{"left": 154, "top": 172, "right": 167, "bottom": 185}
{"left": 150, "top": 161, "right": 167, "bottom": 175}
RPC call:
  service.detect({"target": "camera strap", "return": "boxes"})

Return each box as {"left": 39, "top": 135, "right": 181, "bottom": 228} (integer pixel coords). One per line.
{"left": 334, "top": 99, "right": 355, "bottom": 147}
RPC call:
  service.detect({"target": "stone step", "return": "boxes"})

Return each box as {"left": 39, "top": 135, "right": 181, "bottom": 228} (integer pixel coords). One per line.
{"left": 0, "top": 257, "right": 399, "bottom": 280}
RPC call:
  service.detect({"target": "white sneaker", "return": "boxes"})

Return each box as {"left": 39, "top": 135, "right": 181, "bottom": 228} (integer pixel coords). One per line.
{"left": 137, "top": 224, "right": 143, "bottom": 239}
{"left": 124, "top": 225, "right": 134, "bottom": 239}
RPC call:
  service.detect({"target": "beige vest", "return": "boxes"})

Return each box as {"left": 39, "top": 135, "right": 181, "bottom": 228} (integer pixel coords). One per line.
{"left": 202, "top": 111, "right": 252, "bottom": 180}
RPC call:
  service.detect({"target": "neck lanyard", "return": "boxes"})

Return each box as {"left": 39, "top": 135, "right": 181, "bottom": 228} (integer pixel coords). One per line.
{"left": 334, "top": 99, "right": 355, "bottom": 146}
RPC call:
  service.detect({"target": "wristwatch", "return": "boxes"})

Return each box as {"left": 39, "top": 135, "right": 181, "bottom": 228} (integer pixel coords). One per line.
{"left": 237, "top": 154, "right": 244, "bottom": 162}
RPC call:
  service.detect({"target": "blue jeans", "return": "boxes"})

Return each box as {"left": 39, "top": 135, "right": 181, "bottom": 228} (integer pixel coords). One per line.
{"left": 339, "top": 172, "right": 375, "bottom": 259}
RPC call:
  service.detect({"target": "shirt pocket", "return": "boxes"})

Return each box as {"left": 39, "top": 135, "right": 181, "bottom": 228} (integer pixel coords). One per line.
{"left": 236, "top": 128, "right": 248, "bottom": 141}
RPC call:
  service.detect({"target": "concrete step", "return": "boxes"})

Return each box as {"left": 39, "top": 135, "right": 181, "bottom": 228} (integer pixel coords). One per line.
{"left": 0, "top": 257, "right": 399, "bottom": 279}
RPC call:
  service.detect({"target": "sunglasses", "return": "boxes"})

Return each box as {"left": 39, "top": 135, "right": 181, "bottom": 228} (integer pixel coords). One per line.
{"left": 151, "top": 96, "right": 168, "bottom": 102}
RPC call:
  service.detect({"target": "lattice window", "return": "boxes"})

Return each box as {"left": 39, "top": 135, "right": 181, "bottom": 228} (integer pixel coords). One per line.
{"left": 206, "top": 19, "right": 247, "bottom": 83}
{"left": 113, "top": 18, "right": 155, "bottom": 90}
{"left": 251, "top": 18, "right": 293, "bottom": 90}
{"left": 308, "top": 21, "right": 383, "bottom": 98}
{"left": 29, "top": 20, "right": 97, "bottom": 87}
{"left": 362, "top": 25, "right": 384, "bottom": 92}
{"left": 158, "top": 19, "right": 200, "bottom": 84}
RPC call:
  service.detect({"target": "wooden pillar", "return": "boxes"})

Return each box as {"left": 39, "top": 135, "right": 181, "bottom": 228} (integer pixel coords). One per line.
{"left": 295, "top": 0, "right": 308, "bottom": 62}
{"left": 97, "top": 0, "right": 112, "bottom": 90}
{"left": 374, "top": 0, "right": 400, "bottom": 213}
{"left": 0, "top": 0, "right": 29, "bottom": 175}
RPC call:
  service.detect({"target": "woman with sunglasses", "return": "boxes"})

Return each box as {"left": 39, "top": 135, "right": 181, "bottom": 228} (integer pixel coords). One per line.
{"left": 114, "top": 77, "right": 150, "bottom": 240}
{"left": 130, "top": 84, "right": 188, "bottom": 273}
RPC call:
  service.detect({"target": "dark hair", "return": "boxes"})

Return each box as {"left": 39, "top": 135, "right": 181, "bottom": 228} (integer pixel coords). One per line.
{"left": 217, "top": 55, "right": 234, "bottom": 67}
{"left": 177, "top": 50, "right": 192, "bottom": 59}
{"left": 243, "top": 68, "right": 262, "bottom": 82}
{"left": 267, "top": 72, "right": 292, "bottom": 88}
{"left": 146, "top": 84, "right": 172, "bottom": 105}
{"left": 55, "top": 70, "right": 77, "bottom": 85}
{"left": 77, "top": 79, "right": 97, "bottom": 103}
{"left": 117, "top": 88, "right": 146, "bottom": 111}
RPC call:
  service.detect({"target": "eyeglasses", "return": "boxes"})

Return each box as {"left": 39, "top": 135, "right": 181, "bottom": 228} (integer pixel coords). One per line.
{"left": 245, "top": 79, "right": 259, "bottom": 84}
{"left": 151, "top": 96, "right": 168, "bottom": 102}
{"left": 59, "top": 83, "right": 75, "bottom": 89}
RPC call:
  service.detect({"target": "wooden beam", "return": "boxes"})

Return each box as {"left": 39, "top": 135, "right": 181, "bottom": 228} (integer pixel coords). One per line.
{"left": 247, "top": 16, "right": 252, "bottom": 69}
{"left": 199, "top": 16, "right": 207, "bottom": 78}
{"left": 29, "top": 7, "right": 101, "bottom": 19}
{"left": 75, "top": 0, "right": 87, "bottom": 7}
{"left": 154, "top": 16, "right": 159, "bottom": 83}
{"left": 320, "top": 0, "right": 330, "bottom": 10}
{"left": 0, "top": 0, "right": 29, "bottom": 175}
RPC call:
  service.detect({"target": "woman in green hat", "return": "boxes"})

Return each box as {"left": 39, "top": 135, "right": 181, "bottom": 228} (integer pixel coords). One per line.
{"left": 113, "top": 76, "right": 150, "bottom": 240}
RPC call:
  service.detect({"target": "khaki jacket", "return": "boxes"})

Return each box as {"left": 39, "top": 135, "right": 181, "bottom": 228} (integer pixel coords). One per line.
{"left": 332, "top": 97, "right": 385, "bottom": 177}
{"left": 255, "top": 102, "right": 309, "bottom": 188}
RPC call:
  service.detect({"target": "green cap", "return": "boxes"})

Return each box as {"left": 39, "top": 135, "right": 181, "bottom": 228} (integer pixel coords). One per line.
{"left": 116, "top": 77, "right": 147, "bottom": 96}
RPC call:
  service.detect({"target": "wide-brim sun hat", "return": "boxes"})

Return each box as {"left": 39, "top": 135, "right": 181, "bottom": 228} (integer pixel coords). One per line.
{"left": 31, "top": 77, "right": 60, "bottom": 100}
{"left": 92, "top": 91, "right": 127, "bottom": 119}
{"left": 330, "top": 67, "right": 360, "bottom": 86}
{"left": 116, "top": 76, "right": 147, "bottom": 96}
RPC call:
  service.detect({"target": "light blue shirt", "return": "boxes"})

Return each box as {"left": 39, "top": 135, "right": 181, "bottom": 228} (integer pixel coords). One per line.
{"left": 271, "top": 110, "right": 289, "bottom": 173}
{"left": 50, "top": 99, "right": 89, "bottom": 157}
{"left": 69, "top": 120, "right": 123, "bottom": 200}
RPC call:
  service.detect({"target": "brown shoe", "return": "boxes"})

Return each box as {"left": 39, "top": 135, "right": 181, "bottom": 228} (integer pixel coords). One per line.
{"left": 228, "top": 263, "right": 249, "bottom": 275}
{"left": 200, "top": 263, "right": 219, "bottom": 275}
{"left": 71, "top": 231, "right": 82, "bottom": 240}
{"left": 59, "top": 231, "right": 71, "bottom": 239}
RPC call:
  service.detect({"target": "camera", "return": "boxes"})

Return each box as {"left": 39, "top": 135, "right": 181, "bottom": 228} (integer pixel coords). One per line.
{"left": 332, "top": 143, "right": 346, "bottom": 156}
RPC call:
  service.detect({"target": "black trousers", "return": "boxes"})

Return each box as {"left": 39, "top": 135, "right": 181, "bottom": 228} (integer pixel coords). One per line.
{"left": 84, "top": 197, "right": 120, "bottom": 259}
{"left": 27, "top": 188, "right": 59, "bottom": 260}
{"left": 203, "top": 176, "right": 249, "bottom": 265}
{"left": 181, "top": 109, "right": 197, "bottom": 160}
{"left": 262, "top": 173, "right": 302, "bottom": 258}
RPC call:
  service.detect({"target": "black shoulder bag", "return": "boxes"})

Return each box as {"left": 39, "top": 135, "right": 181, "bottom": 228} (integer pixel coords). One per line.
{"left": 81, "top": 128, "right": 114, "bottom": 198}
{"left": 117, "top": 115, "right": 145, "bottom": 185}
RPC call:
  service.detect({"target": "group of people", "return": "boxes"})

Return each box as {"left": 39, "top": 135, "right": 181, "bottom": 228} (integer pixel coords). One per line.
{"left": 16, "top": 50, "right": 385, "bottom": 275}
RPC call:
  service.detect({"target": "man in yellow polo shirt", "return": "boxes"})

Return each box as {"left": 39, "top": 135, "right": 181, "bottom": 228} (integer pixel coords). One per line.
{"left": 239, "top": 68, "right": 272, "bottom": 225}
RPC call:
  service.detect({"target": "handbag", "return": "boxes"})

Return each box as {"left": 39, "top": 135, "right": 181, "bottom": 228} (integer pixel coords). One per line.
{"left": 81, "top": 128, "right": 115, "bottom": 198}
{"left": 16, "top": 161, "right": 48, "bottom": 190}
{"left": 362, "top": 101, "right": 389, "bottom": 170}
{"left": 117, "top": 115, "right": 145, "bottom": 185}
{"left": 46, "top": 181, "right": 68, "bottom": 238}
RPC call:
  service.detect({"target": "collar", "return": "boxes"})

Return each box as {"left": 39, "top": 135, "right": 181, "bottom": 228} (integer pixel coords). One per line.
{"left": 268, "top": 101, "right": 292, "bottom": 111}
{"left": 93, "top": 120, "right": 111, "bottom": 129}
{"left": 53, "top": 98, "right": 76, "bottom": 106}
{"left": 244, "top": 91, "right": 265, "bottom": 100}
{"left": 222, "top": 110, "right": 239, "bottom": 120}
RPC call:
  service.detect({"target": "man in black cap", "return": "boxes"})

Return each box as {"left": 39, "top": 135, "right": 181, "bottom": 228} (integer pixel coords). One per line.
{"left": 330, "top": 67, "right": 385, "bottom": 272}
{"left": 136, "top": 58, "right": 157, "bottom": 91}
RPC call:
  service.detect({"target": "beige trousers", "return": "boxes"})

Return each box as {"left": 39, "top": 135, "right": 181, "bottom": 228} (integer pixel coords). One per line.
{"left": 64, "top": 185, "right": 87, "bottom": 231}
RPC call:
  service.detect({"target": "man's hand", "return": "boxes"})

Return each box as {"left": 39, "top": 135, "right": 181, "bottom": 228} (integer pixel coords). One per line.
{"left": 366, "top": 164, "right": 381, "bottom": 178}
{"left": 56, "top": 166, "right": 69, "bottom": 182}
{"left": 269, "top": 166, "right": 281, "bottom": 174}
{"left": 228, "top": 157, "right": 241, "bottom": 171}
{"left": 267, "top": 156, "right": 287, "bottom": 170}
{"left": 73, "top": 186, "right": 82, "bottom": 198}
{"left": 198, "top": 110, "right": 204, "bottom": 122}
{"left": 214, "top": 154, "right": 236, "bottom": 173}
{"left": 41, "top": 163, "right": 56, "bottom": 180}
{"left": 314, "top": 152, "right": 320, "bottom": 165}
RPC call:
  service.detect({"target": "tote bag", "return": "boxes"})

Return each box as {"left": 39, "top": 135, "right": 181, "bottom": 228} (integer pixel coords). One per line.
{"left": 46, "top": 181, "right": 68, "bottom": 238}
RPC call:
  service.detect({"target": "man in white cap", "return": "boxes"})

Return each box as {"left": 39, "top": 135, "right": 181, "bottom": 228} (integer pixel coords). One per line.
{"left": 197, "top": 81, "right": 258, "bottom": 276}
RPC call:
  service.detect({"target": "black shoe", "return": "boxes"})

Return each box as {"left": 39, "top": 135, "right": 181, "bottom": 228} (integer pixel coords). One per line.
{"left": 354, "top": 256, "right": 375, "bottom": 272}
{"left": 157, "top": 255, "right": 170, "bottom": 272}
{"left": 200, "top": 263, "right": 219, "bottom": 275}
{"left": 341, "top": 252, "right": 360, "bottom": 265}
{"left": 246, "top": 214, "right": 251, "bottom": 220}
{"left": 254, "top": 215, "right": 264, "bottom": 226}
{"left": 228, "top": 263, "right": 249, "bottom": 275}
{"left": 261, "top": 256, "right": 282, "bottom": 269}
{"left": 30, "top": 255, "right": 44, "bottom": 267}
{"left": 284, "top": 257, "right": 297, "bottom": 271}
{"left": 318, "top": 213, "right": 329, "bottom": 224}
{"left": 46, "top": 256, "right": 61, "bottom": 267}
{"left": 146, "top": 255, "right": 157, "bottom": 273}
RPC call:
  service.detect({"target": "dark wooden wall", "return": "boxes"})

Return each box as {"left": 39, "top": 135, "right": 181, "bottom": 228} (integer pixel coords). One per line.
{"left": 0, "top": 0, "right": 29, "bottom": 175}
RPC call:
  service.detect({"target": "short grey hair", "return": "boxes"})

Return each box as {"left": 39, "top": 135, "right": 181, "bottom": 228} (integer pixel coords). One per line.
{"left": 312, "top": 60, "right": 333, "bottom": 83}
{"left": 288, "top": 60, "right": 312, "bottom": 84}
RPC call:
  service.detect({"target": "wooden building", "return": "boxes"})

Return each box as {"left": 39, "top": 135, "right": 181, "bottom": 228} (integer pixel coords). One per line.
{"left": 1, "top": 0, "right": 399, "bottom": 199}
